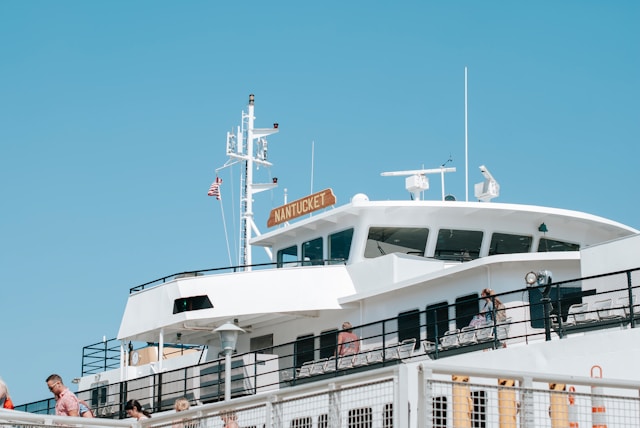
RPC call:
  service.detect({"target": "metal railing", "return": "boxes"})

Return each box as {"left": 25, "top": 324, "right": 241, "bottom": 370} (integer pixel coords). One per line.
{"left": 4, "top": 362, "right": 640, "bottom": 427}
{"left": 17, "top": 267, "right": 640, "bottom": 419}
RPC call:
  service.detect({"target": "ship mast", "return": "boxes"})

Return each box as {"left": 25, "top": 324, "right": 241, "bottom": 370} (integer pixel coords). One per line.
{"left": 220, "top": 94, "right": 278, "bottom": 270}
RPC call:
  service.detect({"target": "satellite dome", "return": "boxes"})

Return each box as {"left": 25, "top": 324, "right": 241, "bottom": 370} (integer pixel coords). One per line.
{"left": 351, "top": 193, "right": 369, "bottom": 203}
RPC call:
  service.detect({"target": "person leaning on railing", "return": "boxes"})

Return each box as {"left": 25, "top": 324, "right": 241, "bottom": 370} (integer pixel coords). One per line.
{"left": 0, "top": 377, "right": 15, "bottom": 410}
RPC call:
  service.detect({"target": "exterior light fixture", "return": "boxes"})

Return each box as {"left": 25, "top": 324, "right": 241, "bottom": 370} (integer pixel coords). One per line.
{"left": 214, "top": 321, "right": 245, "bottom": 401}
{"left": 538, "top": 223, "right": 548, "bottom": 233}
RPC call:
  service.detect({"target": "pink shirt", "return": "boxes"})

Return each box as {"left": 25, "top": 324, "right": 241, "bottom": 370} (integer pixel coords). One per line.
{"left": 55, "top": 387, "right": 79, "bottom": 416}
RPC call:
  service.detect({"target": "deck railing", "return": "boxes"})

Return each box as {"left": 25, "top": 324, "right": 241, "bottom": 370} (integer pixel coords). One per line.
{"left": 4, "top": 362, "right": 640, "bottom": 427}
{"left": 16, "top": 266, "right": 640, "bottom": 419}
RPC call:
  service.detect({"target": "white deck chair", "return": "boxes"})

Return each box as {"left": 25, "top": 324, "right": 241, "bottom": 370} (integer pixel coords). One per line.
{"left": 458, "top": 326, "right": 477, "bottom": 345}
{"left": 352, "top": 352, "right": 369, "bottom": 367}
{"left": 397, "top": 338, "right": 417, "bottom": 359}
{"left": 618, "top": 295, "right": 639, "bottom": 318}
{"left": 593, "top": 299, "right": 624, "bottom": 320}
{"left": 297, "top": 361, "right": 314, "bottom": 378}
{"left": 384, "top": 344, "right": 400, "bottom": 360}
{"left": 323, "top": 358, "right": 337, "bottom": 373}
{"left": 337, "top": 355, "right": 354, "bottom": 370}
{"left": 367, "top": 348, "right": 385, "bottom": 364}
{"left": 475, "top": 325, "right": 494, "bottom": 342}
{"left": 309, "top": 358, "right": 327, "bottom": 376}
{"left": 565, "top": 303, "right": 594, "bottom": 325}
{"left": 439, "top": 329, "right": 460, "bottom": 349}
{"left": 422, "top": 340, "right": 436, "bottom": 353}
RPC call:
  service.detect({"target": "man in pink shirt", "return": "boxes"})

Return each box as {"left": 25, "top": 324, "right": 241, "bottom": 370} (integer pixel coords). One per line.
{"left": 46, "top": 374, "right": 79, "bottom": 416}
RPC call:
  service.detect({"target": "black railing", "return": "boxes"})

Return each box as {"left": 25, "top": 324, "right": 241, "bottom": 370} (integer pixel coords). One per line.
{"left": 17, "top": 267, "right": 640, "bottom": 418}
{"left": 129, "top": 258, "right": 347, "bottom": 293}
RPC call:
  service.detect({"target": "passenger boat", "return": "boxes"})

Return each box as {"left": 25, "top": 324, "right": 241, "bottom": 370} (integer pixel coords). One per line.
{"left": 8, "top": 94, "right": 640, "bottom": 428}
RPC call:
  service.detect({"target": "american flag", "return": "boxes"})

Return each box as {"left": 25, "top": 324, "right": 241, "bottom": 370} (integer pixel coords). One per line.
{"left": 207, "top": 176, "right": 222, "bottom": 200}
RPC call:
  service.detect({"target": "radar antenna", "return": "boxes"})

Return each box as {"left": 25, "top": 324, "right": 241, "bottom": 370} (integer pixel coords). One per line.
{"left": 474, "top": 165, "right": 500, "bottom": 202}
{"left": 381, "top": 166, "right": 456, "bottom": 201}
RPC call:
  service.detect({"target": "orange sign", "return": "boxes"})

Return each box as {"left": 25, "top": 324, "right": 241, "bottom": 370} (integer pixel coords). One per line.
{"left": 267, "top": 188, "right": 336, "bottom": 227}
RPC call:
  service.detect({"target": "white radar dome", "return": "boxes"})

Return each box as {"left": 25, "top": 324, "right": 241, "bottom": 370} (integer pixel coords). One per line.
{"left": 351, "top": 193, "right": 369, "bottom": 203}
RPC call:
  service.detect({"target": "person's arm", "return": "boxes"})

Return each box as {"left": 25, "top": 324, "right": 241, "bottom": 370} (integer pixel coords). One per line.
{"left": 354, "top": 334, "right": 360, "bottom": 353}
{"left": 336, "top": 332, "right": 345, "bottom": 356}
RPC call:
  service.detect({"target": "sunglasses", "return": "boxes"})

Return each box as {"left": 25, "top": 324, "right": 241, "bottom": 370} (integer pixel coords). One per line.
{"left": 48, "top": 381, "right": 60, "bottom": 391}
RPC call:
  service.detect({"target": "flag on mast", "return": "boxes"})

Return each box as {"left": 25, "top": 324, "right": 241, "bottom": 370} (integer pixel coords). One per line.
{"left": 207, "top": 176, "right": 222, "bottom": 200}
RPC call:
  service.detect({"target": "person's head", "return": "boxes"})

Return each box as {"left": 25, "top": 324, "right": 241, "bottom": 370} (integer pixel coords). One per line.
{"left": 46, "top": 374, "right": 64, "bottom": 396}
{"left": 221, "top": 411, "right": 237, "bottom": 422}
{"left": 125, "top": 399, "right": 151, "bottom": 418}
{"left": 0, "top": 377, "right": 8, "bottom": 405}
{"left": 342, "top": 321, "right": 353, "bottom": 332}
{"left": 481, "top": 288, "right": 493, "bottom": 298}
{"left": 174, "top": 397, "right": 190, "bottom": 412}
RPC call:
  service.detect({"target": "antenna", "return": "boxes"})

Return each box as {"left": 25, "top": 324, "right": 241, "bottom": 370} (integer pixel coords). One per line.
{"left": 381, "top": 166, "right": 456, "bottom": 201}
{"left": 474, "top": 165, "right": 500, "bottom": 202}
{"left": 465, "top": 66, "right": 469, "bottom": 202}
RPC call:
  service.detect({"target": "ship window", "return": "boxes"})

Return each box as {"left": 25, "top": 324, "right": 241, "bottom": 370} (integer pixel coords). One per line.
{"left": 250, "top": 334, "right": 273, "bottom": 353}
{"left": 172, "top": 296, "right": 213, "bottom": 314}
{"left": 538, "top": 238, "right": 580, "bottom": 252}
{"left": 277, "top": 245, "right": 298, "bottom": 268}
{"left": 348, "top": 407, "right": 372, "bottom": 427}
{"left": 435, "top": 229, "right": 483, "bottom": 261}
{"left": 90, "top": 381, "right": 108, "bottom": 406}
{"left": 489, "top": 233, "right": 532, "bottom": 255}
{"left": 364, "top": 227, "right": 429, "bottom": 258}
{"left": 383, "top": 403, "right": 393, "bottom": 428}
{"left": 455, "top": 293, "right": 479, "bottom": 329}
{"left": 329, "top": 228, "right": 354, "bottom": 264}
{"left": 433, "top": 396, "right": 447, "bottom": 427}
{"left": 318, "top": 414, "right": 328, "bottom": 428}
{"left": 426, "top": 302, "right": 449, "bottom": 341}
{"left": 398, "top": 309, "right": 420, "bottom": 347}
{"left": 294, "top": 334, "right": 315, "bottom": 368}
{"left": 472, "top": 390, "right": 487, "bottom": 427}
{"left": 302, "top": 237, "right": 323, "bottom": 265}
{"left": 290, "top": 417, "right": 312, "bottom": 427}
{"left": 320, "top": 329, "right": 338, "bottom": 359}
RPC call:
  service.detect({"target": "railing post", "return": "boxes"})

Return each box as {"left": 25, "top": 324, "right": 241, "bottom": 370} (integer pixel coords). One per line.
{"left": 328, "top": 382, "right": 341, "bottom": 428}
{"left": 628, "top": 271, "right": 635, "bottom": 328}
{"left": 418, "top": 365, "right": 433, "bottom": 428}
{"left": 519, "top": 376, "right": 535, "bottom": 428}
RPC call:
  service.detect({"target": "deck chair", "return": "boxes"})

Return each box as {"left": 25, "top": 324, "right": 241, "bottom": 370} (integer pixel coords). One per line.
{"left": 475, "top": 325, "right": 494, "bottom": 342}
{"left": 367, "top": 347, "right": 385, "bottom": 364}
{"left": 593, "top": 299, "right": 624, "bottom": 320}
{"left": 397, "top": 338, "right": 417, "bottom": 359}
{"left": 297, "top": 361, "right": 314, "bottom": 378}
{"left": 458, "top": 326, "right": 477, "bottom": 346}
{"left": 618, "top": 295, "right": 639, "bottom": 318}
{"left": 309, "top": 358, "right": 327, "bottom": 376}
{"left": 384, "top": 344, "right": 400, "bottom": 360}
{"left": 565, "top": 303, "right": 594, "bottom": 325}
{"left": 439, "top": 329, "right": 460, "bottom": 349}
{"left": 422, "top": 340, "right": 436, "bottom": 353}
{"left": 352, "top": 352, "right": 369, "bottom": 367}
{"left": 337, "top": 355, "right": 354, "bottom": 370}
{"left": 323, "top": 358, "right": 337, "bottom": 373}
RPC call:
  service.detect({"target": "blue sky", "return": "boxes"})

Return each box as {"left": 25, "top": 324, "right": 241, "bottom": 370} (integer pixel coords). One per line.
{"left": 1, "top": 1, "right": 638, "bottom": 404}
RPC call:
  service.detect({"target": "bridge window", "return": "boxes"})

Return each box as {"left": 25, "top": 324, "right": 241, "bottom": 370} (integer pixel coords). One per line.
{"left": 538, "top": 238, "right": 580, "bottom": 252}
{"left": 398, "top": 309, "right": 420, "bottom": 347}
{"left": 302, "top": 237, "right": 323, "bottom": 265}
{"left": 295, "top": 334, "right": 315, "bottom": 368}
{"left": 455, "top": 293, "right": 479, "bottom": 329}
{"left": 364, "top": 227, "right": 429, "bottom": 258}
{"left": 489, "top": 233, "right": 532, "bottom": 255}
{"left": 172, "top": 296, "right": 213, "bottom": 314}
{"left": 320, "top": 329, "right": 338, "bottom": 359}
{"left": 329, "top": 228, "right": 354, "bottom": 264}
{"left": 435, "top": 229, "right": 483, "bottom": 261}
{"left": 277, "top": 245, "right": 298, "bottom": 267}
{"left": 426, "top": 302, "right": 449, "bottom": 342}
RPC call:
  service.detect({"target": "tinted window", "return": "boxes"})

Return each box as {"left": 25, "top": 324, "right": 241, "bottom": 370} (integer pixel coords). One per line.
{"left": 302, "top": 237, "right": 323, "bottom": 265}
{"left": 435, "top": 229, "right": 483, "bottom": 261}
{"left": 277, "top": 245, "right": 297, "bottom": 267}
{"left": 365, "top": 227, "right": 429, "bottom": 258}
{"left": 329, "top": 228, "right": 354, "bottom": 264}
{"left": 489, "top": 233, "right": 532, "bottom": 255}
{"left": 426, "top": 302, "right": 449, "bottom": 341}
{"left": 538, "top": 238, "right": 580, "bottom": 252}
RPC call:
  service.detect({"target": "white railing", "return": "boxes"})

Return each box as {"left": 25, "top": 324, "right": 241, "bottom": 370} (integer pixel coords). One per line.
{"left": 3, "top": 362, "right": 639, "bottom": 427}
